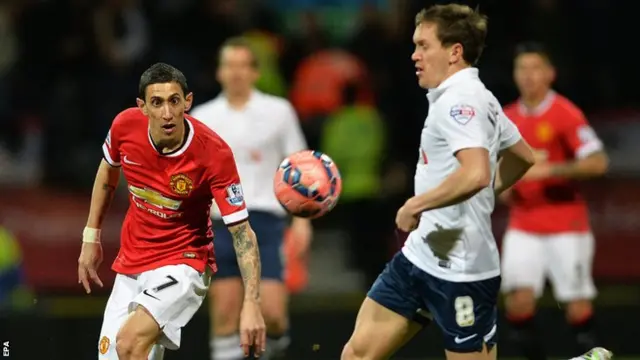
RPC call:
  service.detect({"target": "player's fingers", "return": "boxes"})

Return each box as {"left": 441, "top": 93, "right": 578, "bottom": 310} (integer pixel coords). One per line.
{"left": 78, "top": 267, "right": 91, "bottom": 294}
{"left": 255, "top": 328, "right": 266, "bottom": 357}
{"left": 239, "top": 330, "right": 250, "bottom": 357}
{"left": 89, "top": 268, "right": 104, "bottom": 288}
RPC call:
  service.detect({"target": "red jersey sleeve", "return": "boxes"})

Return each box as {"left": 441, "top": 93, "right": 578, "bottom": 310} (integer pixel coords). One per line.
{"left": 102, "top": 112, "right": 124, "bottom": 167}
{"left": 208, "top": 140, "right": 249, "bottom": 225}
{"left": 560, "top": 106, "right": 603, "bottom": 159}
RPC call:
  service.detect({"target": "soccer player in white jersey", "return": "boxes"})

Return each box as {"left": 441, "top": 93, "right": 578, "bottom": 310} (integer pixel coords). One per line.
{"left": 190, "top": 37, "right": 312, "bottom": 360}
{"left": 340, "top": 4, "right": 613, "bottom": 360}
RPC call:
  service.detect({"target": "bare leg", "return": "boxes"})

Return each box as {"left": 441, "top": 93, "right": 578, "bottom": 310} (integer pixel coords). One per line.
{"left": 341, "top": 297, "right": 422, "bottom": 360}
{"left": 116, "top": 306, "right": 162, "bottom": 360}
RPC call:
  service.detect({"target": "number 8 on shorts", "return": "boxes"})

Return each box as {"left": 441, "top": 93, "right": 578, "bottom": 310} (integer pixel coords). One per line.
{"left": 454, "top": 296, "right": 475, "bottom": 327}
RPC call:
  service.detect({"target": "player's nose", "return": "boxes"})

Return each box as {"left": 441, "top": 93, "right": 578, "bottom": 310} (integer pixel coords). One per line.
{"left": 160, "top": 105, "right": 173, "bottom": 120}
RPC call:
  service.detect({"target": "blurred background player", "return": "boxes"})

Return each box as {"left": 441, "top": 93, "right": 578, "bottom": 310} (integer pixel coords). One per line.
{"left": 341, "top": 4, "right": 538, "bottom": 360}
{"left": 78, "top": 63, "right": 266, "bottom": 360}
{"left": 500, "top": 42, "right": 610, "bottom": 360}
{"left": 190, "top": 37, "right": 312, "bottom": 360}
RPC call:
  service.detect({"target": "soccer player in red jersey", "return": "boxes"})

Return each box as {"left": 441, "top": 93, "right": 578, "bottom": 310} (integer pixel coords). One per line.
{"left": 500, "top": 43, "right": 609, "bottom": 360}
{"left": 77, "top": 63, "right": 266, "bottom": 360}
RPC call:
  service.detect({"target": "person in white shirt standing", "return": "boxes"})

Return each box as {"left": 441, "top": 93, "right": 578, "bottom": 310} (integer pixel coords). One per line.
{"left": 190, "top": 37, "right": 312, "bottom": 360}
{"left": 340, "top": 4, "right": 613, "bottom": 360}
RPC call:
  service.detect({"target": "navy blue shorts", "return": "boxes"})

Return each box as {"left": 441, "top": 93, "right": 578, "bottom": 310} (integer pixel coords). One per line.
{"left": 213, "top": 211, "right": 286, "bottom": 281}
{"left": 367, "top": 252, "right": 500, "bottom": 353}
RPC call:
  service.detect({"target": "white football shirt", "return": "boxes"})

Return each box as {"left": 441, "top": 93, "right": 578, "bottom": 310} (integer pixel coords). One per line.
{"left": 190, "top": 90, "right": 307, "bottom": 216}
{"left": 402, "top": 68, "right": 522, "bottom": 282}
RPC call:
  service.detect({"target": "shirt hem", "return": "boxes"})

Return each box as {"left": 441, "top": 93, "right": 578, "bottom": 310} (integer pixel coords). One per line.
{"left": 112, "top": 258, "right": 214, "bottom": 276}
{"left": 401, "top": 247, "right": 501, "bottom": 283}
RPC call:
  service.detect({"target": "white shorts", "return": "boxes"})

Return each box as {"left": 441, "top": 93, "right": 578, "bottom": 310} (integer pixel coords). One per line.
{"left": 501, "top": 229, "right": 597, "bottom": 302}
{"left": 98, "top": 264, "right": 210, "bottom": 359}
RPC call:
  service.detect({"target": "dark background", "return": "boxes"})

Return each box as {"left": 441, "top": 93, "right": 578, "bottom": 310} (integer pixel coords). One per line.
{"left": 0, "top": 0, "right": 639, "bottom": 359}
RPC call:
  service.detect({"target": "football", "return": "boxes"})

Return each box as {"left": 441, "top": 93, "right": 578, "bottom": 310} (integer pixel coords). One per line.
{"left": 274, "top": 150, "right": 342, "bottom": 219}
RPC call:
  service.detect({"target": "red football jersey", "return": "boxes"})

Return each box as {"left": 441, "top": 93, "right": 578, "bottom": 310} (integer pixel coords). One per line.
{"left": 504, "top": 92, "right": 603, "bottom": 234}
{"left": 102, "top": 108, "right": 248, "bottom": 275}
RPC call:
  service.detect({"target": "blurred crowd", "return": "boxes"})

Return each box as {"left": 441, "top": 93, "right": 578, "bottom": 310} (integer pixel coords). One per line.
{"left": 0, "top": 0, "right": 635, "bottom": 190}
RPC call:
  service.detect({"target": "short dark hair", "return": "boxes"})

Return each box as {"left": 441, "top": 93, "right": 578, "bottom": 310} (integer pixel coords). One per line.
{"left": 138, "top": 63, "right": 189, "bottom": 100}
{"left": 514, "top": 41, "right": 554, "bottom": 65}
{"left": 415, "top": 4, "right": 488, "bottom": 66}
{"left": 218, "top": 37, "right": 259, "bottom": 68}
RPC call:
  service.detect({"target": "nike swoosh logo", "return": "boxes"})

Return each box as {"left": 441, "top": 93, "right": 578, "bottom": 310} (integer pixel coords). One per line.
{"left": 454, "top": 334, "right": 478, "bottom": 344}
{"left": 123, "top": 156, "right": 141, "bottom": 166}
{"left": 142, "top": 289, "right": 159, "bottom": 300}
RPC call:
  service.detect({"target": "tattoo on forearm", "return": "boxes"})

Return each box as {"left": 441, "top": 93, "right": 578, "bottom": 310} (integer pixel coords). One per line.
{"left": 230, "top": 222, "right": 261, "bottom": 301}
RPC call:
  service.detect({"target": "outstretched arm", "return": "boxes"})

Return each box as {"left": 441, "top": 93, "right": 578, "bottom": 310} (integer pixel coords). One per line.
{"left": 227, "top": 220, "right": 262, "bottom": 302}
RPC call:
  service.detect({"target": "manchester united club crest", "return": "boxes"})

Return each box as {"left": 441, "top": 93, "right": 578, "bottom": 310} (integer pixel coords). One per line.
{"left": 99, "top": 336, "right": 110, "bottom": 355}
{"left": 169, "top": 174, "right": 194, "bottom": 196}
{"left": 536, "top": 122, "right": 554, "bottom": 142}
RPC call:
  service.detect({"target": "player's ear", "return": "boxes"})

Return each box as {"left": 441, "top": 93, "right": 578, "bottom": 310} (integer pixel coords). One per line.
{"left": 136, "top": 98, "right": 148, "bottom": 115}
{"left": 184, "top": 92, "right": 194, "bottom": 112}
{"left": 450, "top": 43, "right": 464, "bottom": 64}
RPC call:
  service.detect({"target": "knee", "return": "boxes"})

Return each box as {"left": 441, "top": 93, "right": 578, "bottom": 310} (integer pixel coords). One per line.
{"left": 341, "top": 340, "right": 369, "bottom": 360}
{"left": 505, "top": 289, "right": 536, "bottom": 316}
{"left": 565, "top": 300, "right": 593, "bottom": 323}
{"left": 262, "top": 307, "right": 288, "bottom": 335}
{"left": 211, "top": 297, "right": 241, "bottom": 335}
{"left": 212, "top": 305, "right": 241, "bottom": 335}
{"left": 115, "top": 328, "right": 149, "bottom": 359}
{"left": 209, "top": 281, "right": 243, "bottom": 335}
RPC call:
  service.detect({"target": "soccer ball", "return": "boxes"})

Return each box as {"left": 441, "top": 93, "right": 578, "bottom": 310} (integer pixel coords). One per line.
{"left": 274, "top": 150, "right": 342, "bottom": 219}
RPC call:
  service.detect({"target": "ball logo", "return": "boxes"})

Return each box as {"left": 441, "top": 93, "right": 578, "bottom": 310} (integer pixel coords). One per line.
{"left": 169, "top": 174, "right": 194, "bottom": 196}
{"left": 226, "top": 183, "right": 244, "bottom": 206}
{"left": 99, "top": 336, "right": 110, "bottom": 354}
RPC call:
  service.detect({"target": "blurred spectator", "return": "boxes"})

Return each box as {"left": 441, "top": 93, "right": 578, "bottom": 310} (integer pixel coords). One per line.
{"left": 243, "top": 6, "right": 288, "bottom": 97}
{"left": 0, "top": 226, "right": 32, "bottom": 313}
{"left": 321, "top": 82, "right": 390, "bottom": 287}
{"left": 289, "top": 49, "right": 374, "bottom": 149}
{"left": 280, "top": 11, "right": 328, "bottom": 85}
{"left": 93, "top": 0, "right": 149, "bottom": 73}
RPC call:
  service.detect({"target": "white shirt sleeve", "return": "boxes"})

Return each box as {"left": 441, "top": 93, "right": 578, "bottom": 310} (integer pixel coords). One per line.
{"left": 498, "top": 110, "right": 522, "bottom": 150}
{"left": 280, "top": 102, "right": 308, "bottom": 155}
{"left": 436, "top": 96, "right": 493, "bottom": 154}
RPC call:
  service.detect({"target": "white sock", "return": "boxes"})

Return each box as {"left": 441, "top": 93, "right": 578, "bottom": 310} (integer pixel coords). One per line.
{"left": 211, "top": 334, "right": 244, "bottom": 360}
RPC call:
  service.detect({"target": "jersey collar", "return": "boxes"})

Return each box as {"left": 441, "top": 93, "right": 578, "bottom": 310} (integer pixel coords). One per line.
{"left": 517, "top": 90, "right": 556, "bottom": 116}
{"left": 426, "top": 67, "right": 479, "bottom": 104}
{"left": 218, "top": 89, "right": 261, "bottom": 111}
{"left": 147, "top": 118, "right": 195, "bottom": 157}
